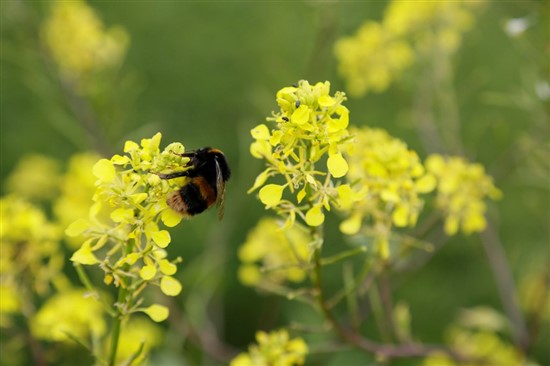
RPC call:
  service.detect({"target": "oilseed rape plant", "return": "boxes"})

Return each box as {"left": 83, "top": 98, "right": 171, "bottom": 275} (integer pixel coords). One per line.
{"left": 0, "top": 117, "right": 176, "bottom": 364}
{"left": 66, "top": 132, "right": 189, "bottom": 364}
{"left": 241, "top": 80, "right": 505, "bottom": 362}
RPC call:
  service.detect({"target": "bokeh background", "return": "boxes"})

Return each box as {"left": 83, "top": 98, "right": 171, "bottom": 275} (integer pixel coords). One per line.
{"left": 1, "top": 1, "right": 548, "bottom": 365}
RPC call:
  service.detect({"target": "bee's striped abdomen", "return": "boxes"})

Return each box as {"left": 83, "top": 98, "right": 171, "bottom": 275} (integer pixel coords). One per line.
{"left": 166, "top": 177, "right": 216, "bottom": 216}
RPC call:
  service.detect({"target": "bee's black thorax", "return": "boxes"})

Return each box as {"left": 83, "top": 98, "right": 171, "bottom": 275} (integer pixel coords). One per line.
{"left": 187, "top": 148, "right": 231, "bottom": 190}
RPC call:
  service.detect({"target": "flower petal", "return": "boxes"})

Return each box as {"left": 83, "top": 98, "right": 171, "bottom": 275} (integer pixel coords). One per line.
{"left": 160, "top": 276, "right": 182, "bottom": 296}
{"left": 259, "top": 184, "right": 285, "bottom": 207}
{"left": 339, "top": 212, "right": 362, "bottom": 235}
{"left": 110, "top": 208, "right": 134, "bottom": 223}
{"left": 124, "top": 140, "right": 139, "bottom": 152}
{"left": 305, "top": 206, "right": 325, "bottom": 227}
{"left": 65, "top": 219, "right": 90, "bottom": 237}
{"left": 92, "top": 159, "right": 116, "bottom": 183}
{"left": 151, "top": 230, "right": 171, "bottom": 248}
{"left": 70, "top": 241, "right": 99, "bottom": 265}
{"left": 291, "top": 105, "right": 310, "bottom": 124}
{"left": 415, "top": 174, "right": 436, "bottom": 193}
{"left": 327, "top": 153, "right": 349, "bottom": 178}
{"left": 159, "top": 259, "right": 177, "bottom": 275}
{"left": 250, "top": 124, "right": 271, "bottom": 140}
{"left": 143, "top": 304, "right": 169, "bottom": 322}
{"left": 161, "top": 209, "right": 182, "bottom": 227}
{"left": 318, "top": 95, "right": 335, "bottom": 107}
{"left": 140, "top": 264, "right": 157, "bottom": 280}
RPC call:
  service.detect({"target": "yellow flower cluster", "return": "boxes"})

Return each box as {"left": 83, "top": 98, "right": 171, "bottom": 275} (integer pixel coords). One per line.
{"left": 31, "top": 289, "right": 106, "bottom": 342}
{"left": 0, "top": 281, "right": 20, "bottom": 327}
{"left": 422, "top": 306, "right": 528, "bottom": 365}
{"left": 0, "top": 196, "right": 63, "bottom": 302}
{"left": 230, "top": 329, "right": 308, "bottom": 366}
{"left": 338, "top": 127, "right": 435, "bottom": 256}
{"left": 334, "top": 22, "right": 413, "bottom": 96}
{"left": 54, "top": 153, "right": 99, "bottom": 248}
{"left": 334, "top": 0, "right": 484, "bottom": 97}
{"left": 238, "top": 218, "right": 311, "bottom": 287}
{"left": 41, "top": 0, "right": 128, "bottom": 81}
{"left": 249, "top": 80, "right": 351, "bottom": 228}
{"left": 67, "top": 133, "right": 188, "bottom": 322}
{"left": 115, "top": 317, "right": 163, "bottom": 365}
{"left": 426, "top": 154, "right": 501, "bottom": 236}
{"left": 384, "top": 0, "right": 482, "bottom": 53}
{"left": 423, "top": 328, "right": 523, "bottom": 366}
{"left": 5, "top": 154, "right": 61, "bottom": 201}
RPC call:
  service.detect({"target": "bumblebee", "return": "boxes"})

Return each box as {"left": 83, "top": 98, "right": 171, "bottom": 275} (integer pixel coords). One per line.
{"left": 157, "top": 147, "right": 231, "bottom": 220}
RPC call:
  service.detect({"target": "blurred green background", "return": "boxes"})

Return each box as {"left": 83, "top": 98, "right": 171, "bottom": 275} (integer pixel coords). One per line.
{"left": 1, "top": 1, "right": 548, "bottom": 365}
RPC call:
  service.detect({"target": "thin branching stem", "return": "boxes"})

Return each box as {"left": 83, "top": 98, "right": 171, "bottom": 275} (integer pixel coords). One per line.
{"left": 312, "top": 243, "right": 466, "bottom": 360}
{"left": 480, "top": 221, "right": 529, "bottom": 349}
{"left": 108, "top": 241, "right": 133, "bottom": 366}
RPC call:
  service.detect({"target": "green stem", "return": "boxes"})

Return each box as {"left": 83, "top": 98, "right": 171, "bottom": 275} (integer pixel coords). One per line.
{"left": 378, "top": 268, "right": 397, "bottom": 342}
{"left": 327, "top": 259, "right": 373, "bottom": 309}
{"left": 108, "top": 285, "right": 127, "bottom": 366}
{"left": 343, "top": 263, "right": 360, "bottom": 330}
{"left": 75, "top": 264, "right": 115, "bottom": 317}
{"left": 312, "top": 246, "right": 468, "bottom": 360}
{"left": 320, "top": 246, "right": 367, "bottom": 266}
{"left": 480, "top": 222, "right": 529, "bottom": 349}
{"left": 108, "top": 242, "right": 133, "bottom": 366}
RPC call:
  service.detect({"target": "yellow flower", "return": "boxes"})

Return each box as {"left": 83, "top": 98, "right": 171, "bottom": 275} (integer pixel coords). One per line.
{"left": 426, "top": 154, "right": 501, "bottom": 235}
{"left": 68, "top": 133, "right": 187, "bottom": 320}
{"left": 249, "top": 80, "right": 352, "bottom": 228}
{"left": 384, "top": 0, "right": 483, "bottom": 53}
{"left": 259, "top": 184, "right": 286, "bottom": 207}
{"left": 160, "top": 276, "right": 182, "bottom": 296}
{"left": 70, "top": 240, "right": 100, "bottom": 265}
{"left": 0, "top": 195, "right": 63, "bottom": 296}
{"left": 5, "top": 154, "right": 61, "bottom": 201}
{"left": 142, "top": 304, "right": 169, "bottom": 323}
{"left": 518, "top": 269, "right": 550, "bottom": 322}
{"left": 334, "top": 0, "right": 485, "bottom": 97}
{"left": 341, "top": 127, "right": 434, "bottom": 232}
{"left": 0, "top": 281, "right": 21, "bottom": 326}
{"left": 334, "top": 21, "right": 413, "bottom": 96}
{"left": 230, "top": 329, "right": 308, "bottom": 366}
{"left": 31, "top": 289, "right": 106, "bottom": 342}
{"left": 114, "top": 317, "right": 163, "bottom": 364}
{"left": 54, "top": 153, "right": 99, "bottom": 248}
{"left": 238, "top": 218, "right": 311, "bottom": 286}
{"left": 423, "top": 327, "right": 524, "bottom": 366}
{"left": 41, "top": 0, "right": 128, "bottom": 82}
{"left": 336, "top": 127, "right": 435, "bottom": 258}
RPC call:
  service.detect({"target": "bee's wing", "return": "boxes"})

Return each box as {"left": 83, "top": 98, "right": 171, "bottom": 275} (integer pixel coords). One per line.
{"left": 215, "top": 157, "right": 226, "bottom": 220}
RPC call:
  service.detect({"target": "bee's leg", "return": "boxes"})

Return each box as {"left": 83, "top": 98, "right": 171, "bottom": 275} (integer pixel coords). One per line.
{"left": 157, "top": 171, "right": 190, "bottom": 180}
{"left": 171, "top": 150, "right": 194, "bottom": 158}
